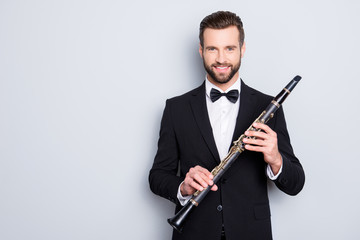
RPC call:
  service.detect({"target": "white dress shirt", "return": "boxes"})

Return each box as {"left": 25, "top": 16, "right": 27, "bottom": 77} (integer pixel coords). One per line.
{"left": 177, "top": 77, "right": 282, "bottom": 205}
{"left": 206, "top": 77, "right": 240, "bottom": 160}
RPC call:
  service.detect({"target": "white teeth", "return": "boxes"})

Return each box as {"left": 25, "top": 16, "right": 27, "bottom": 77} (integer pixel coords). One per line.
{"left": 216, "top": 66, "right": 228, "bottom": 69}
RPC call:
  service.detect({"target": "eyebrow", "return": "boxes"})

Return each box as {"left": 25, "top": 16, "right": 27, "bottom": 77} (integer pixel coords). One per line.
{"left": 205, "top": 45, "right": 238, "bottom": 49}
{"left": 205, "top": 46, "right": 217, "bottom": 50}
{"left": 226, "top": 45, "right": 238, "bottom": 49}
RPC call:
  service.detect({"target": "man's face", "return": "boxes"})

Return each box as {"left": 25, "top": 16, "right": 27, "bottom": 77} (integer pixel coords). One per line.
{"left": 199, "top": 26, "right": 245, "bottom": 86}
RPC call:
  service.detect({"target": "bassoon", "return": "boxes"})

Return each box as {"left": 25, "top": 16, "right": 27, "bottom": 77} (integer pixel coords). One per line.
{"left": 167, "top": 75, "right": 302, "bottom": 232}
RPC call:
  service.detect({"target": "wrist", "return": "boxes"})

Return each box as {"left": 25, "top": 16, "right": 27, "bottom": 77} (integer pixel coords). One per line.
{"left": 180, "top": 182, "right": 188, "bottom": 197}
{"left": 270, "top": 154, "right": 282, "bottom": 175}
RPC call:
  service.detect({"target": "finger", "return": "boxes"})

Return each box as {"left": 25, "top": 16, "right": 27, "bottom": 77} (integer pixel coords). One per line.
{"left": 182, "top": 178, "right": 196, "bottom": 195}
{"left": 194, "top": 166, "right": 214, "bottom": 179}
{"left": 193, "top": 172, "right": 213, "bottom": 188}
{"left": 253, "top": 122, "right": 274, "bottom": 135}
{"left": 211, "top": 184, "right": 218, "bottom": 191}
{"left": 193, "top": 166, "right": 214, "bottom": 185}
{"left": 243, "top": 138, "right": 265, "bottom": 147}
{"left": 245, "top": 130, "right": 268, "bottom": 140}
{"left": 244, "top": 144, "right": 264, "bottom": 153}
{"left": 189, "top": 167, "right": 213, "bottom": 186}
{"left": 189, "top": 180, "right": 205, "bottom": 191}
{"left": 200, "top": 171, "right": 214, "bottom": 185}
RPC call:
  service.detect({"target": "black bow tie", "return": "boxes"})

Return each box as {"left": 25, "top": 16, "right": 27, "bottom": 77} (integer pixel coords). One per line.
{"left": 210, "top": 88, "right": 239, "bottom": 103}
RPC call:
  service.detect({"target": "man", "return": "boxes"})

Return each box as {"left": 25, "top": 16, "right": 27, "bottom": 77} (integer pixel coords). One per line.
{"left": 149, "top": 11, "right": 305, "bottom": 240}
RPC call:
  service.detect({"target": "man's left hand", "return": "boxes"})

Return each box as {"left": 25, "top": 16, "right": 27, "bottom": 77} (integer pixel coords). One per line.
{"left": 243, "top": 122, "right": 282, "bottom": 175}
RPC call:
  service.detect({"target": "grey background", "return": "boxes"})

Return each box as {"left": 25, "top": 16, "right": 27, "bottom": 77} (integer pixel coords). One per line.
{"left": 1, "top": 0, "right": 359, "bottom": 239}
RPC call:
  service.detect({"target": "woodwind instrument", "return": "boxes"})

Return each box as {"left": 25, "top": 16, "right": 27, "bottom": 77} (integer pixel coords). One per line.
{"left": 167, "top": 75, "right": 302, "bottom": 232}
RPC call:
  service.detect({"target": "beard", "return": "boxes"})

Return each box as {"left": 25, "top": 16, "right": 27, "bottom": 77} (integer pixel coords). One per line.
{"left": 203, "top": 59, "right": 241, "bottom": 85}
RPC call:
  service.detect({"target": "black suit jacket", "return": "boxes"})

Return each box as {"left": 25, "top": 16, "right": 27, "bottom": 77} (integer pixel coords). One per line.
{"left": 149, "top": 80, "right": 305, "bottom": 240}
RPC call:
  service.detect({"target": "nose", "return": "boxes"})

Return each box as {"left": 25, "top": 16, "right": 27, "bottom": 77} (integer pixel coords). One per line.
{"left": 216, "top": 50, "right": 226, "bottom": 63}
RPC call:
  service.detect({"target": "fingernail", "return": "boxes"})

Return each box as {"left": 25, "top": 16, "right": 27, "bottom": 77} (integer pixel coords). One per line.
{"left": 245, "top": 131, "right": 249, "bottom": 135}
{"left": 209, "top": 180, "right": 213, "bottom": 185}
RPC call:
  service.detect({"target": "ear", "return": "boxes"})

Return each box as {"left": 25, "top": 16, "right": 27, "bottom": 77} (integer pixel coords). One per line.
{"left": 240, "top": 41, "right": 246, "bottom": 58}
{"left": 199, "top": 43, "right": 203, "bottom": 58}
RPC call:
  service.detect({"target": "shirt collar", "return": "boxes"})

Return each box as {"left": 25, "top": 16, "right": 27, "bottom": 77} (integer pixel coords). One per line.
{"left": 205, "top": 75, "right": 241, "bottom": 99}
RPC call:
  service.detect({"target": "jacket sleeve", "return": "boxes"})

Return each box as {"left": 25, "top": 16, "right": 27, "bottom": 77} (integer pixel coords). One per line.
{"left": 148, "top": 100, "right": 183, "bottom": 204}
{"left": 272, "top": 106, "right": 305, "bottom": 195}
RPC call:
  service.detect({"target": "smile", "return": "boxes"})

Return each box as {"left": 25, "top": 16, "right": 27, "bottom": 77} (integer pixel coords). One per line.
{"left": 214, "top": 66, "right": 230, "bottom": 72}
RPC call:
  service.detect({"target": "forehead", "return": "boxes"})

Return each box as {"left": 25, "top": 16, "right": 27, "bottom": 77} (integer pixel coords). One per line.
{"left": 203, "top": 26, "right": 240, "bottom": 47}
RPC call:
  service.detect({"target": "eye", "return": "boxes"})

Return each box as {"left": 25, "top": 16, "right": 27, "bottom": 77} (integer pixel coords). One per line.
{"left": 227, "top": 47, "right": 234, "bottom": 51}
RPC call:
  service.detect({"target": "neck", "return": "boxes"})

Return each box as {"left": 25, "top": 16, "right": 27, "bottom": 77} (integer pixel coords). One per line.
{"left": 208, "top": 72, "right": 239, "bottom": 91}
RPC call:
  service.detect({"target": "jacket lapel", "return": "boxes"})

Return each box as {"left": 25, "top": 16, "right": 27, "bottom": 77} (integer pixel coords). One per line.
{"left": 222, "top": 81, "right": 260, "bottom": 179}
{"left": 190, "top": 83, "right": 221, "bottom": 163}
{"left": 231, "top": 80, "right": 259, "bottom": 145}
{"left": 189, "top": 81, "right": 259, "bottom": 164}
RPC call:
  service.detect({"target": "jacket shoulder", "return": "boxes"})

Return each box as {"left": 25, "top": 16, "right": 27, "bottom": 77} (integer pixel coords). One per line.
{"left": 241, "top": 81, "right": 273, "bottom": 99}
{"left": 241, "top": 80, "right": 273, "bottom": 103}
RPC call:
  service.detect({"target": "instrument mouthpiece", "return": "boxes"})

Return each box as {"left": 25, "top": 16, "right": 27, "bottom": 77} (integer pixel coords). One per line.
{"left": 285, "top": 75, "right": 302, "bottom": 92}
{"left": 293, "top": 75, "right": 302, "bottom": 82}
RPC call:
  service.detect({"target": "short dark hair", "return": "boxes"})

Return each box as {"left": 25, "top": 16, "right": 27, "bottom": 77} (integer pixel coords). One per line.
{"left": 199, "top": 11, "right": 245, "bottom": 48}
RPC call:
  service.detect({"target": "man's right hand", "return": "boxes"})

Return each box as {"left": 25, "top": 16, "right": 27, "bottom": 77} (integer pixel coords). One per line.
{"left": 180, "top": 165, "right": 218, "bottom": 196}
